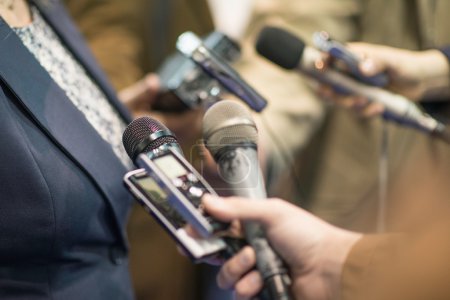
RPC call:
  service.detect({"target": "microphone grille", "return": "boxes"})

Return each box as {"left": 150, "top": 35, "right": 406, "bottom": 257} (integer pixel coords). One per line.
{"left": 202, "top": 100, "right": 258, "bottom": 157}
{"left": 256, "top": 26, "right": 305, "bottom": 70}
{"left": 122, "top": 117, "right": 179, "bottom": 161}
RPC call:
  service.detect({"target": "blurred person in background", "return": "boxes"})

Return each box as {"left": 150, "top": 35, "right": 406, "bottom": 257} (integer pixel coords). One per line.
{"left": 282, "top": 0, "right": 450, "bottom": 234}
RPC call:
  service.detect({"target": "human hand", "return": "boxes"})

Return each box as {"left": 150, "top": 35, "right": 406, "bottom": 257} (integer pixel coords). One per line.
{"left": 318, "top": 43, "right": 450, "bottom": 117}
{"left": 202, "top": 195, "right": 362, "bottom": 300}
{"left": 119, "top": 73, "right": 205, "bottom": 143}
{"left": 119, "top": 73, "right": 161, "bottom": 117}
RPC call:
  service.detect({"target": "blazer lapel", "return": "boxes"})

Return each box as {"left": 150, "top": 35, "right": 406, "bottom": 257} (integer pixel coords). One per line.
{"left": 0, "top": 7, "right": 131, "bottom": 245}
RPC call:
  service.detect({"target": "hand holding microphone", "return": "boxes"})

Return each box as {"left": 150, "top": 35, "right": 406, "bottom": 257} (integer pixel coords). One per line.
{"left": 319, "top": 43, "right": 450, "bottom": 116}
{"left": 256, "top": 26, "right": 450, "bottom": 143}
{"left": 202, "top": 194, "right": 362, "bottom": 300}
{"left": 202, "top": 100, "right": 292, "bottom": 300}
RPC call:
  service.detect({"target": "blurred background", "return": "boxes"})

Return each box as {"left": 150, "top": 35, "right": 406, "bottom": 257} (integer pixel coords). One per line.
{"left": 61, "top": 0, "right": 450, "bottom": 299}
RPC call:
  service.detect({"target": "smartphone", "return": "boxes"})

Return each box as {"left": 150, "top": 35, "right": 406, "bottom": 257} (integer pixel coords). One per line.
{"left": 124, "top": 169, "right": 241, "bottom": 261}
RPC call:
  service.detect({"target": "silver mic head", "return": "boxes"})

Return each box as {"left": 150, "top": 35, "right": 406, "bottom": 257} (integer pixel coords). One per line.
{"left": 202, "top": 100, "right": 258, "bottom": 158}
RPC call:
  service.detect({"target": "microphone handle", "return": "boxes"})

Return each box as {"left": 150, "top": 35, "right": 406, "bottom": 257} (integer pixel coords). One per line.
{"left": 217, "top": 148, "right": 292, "bottom": 299}
{"left": 244, "top": 222, "right": 292, "bottom": 300}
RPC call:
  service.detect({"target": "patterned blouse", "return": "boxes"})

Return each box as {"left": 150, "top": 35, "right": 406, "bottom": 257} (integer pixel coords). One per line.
{"left": 13, "top": 6, "right": 132, "bottom": 168}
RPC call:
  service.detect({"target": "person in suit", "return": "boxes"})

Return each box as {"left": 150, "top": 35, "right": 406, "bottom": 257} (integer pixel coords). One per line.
{"left": 0, "top": 0, "right": 157, "bottom": 298}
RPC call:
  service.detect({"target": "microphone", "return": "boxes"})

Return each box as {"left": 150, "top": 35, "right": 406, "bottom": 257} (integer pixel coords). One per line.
{"left": 256, "top": 26, "right": 450, "bottom": 144}
{"left": 176, "top": 31, "right": 268, "bottom": 113}
{"left": 122, "top": 117, "right": 182, "bottom": 161}
{"left": 203, "top": 100, "right": 292, "bottom": 300}
{"left": 122, "top": 117, "right": 229, "bottom": 238}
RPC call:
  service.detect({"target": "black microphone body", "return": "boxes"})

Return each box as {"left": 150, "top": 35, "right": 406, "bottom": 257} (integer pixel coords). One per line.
{"left": 256, "top": 26, "right": 450, "bottom": 144}
{"left": 122, "top": 117, "right": 229, "bottom": 238}
{"left": 203, "top": 101, "right": 292, "bottom": 300}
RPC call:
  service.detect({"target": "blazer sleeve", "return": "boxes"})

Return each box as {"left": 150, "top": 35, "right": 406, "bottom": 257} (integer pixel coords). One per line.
{"left": 341, "top": 220, "right": 450, "bottom": 300}
{"left": 440, "top": 46, "right": 450, "bottom": 62}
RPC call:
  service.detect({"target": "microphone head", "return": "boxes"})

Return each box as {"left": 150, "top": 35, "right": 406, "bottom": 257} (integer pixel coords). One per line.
{"left": 176, "top": 31, "right": 202, "bottom": 57}
{"left": 122, "top": 117, "right": 180, "bottom": 161}
{"left": 256, "top": 26, "right": 305, "bottom": 70}
{"left": 202, "top": 100, "right": 258, "bottom": 158}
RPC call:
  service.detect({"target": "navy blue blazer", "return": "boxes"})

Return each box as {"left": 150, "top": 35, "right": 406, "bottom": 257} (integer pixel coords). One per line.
{"left": 0, "top": 1, "right": 135, "bottom": 299}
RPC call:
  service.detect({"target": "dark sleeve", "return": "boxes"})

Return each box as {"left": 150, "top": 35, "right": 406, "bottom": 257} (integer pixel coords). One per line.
{"left": 440, "top": 46, "right": 450, "bottom": 62}
{"left": 341, "top": 220, "right": 450, "bottom": 300}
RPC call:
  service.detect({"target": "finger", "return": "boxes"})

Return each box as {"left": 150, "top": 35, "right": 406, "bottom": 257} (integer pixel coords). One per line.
{"left": 184, "top": 224, "right": 203, "bottom": 239}
{"left": 346, "top": 43, "right": 390, "bottom": 76}
{"left": 217, "top": 246, "right": 256, "bottom": 290}
{"left": 144, "top": 73, "right": 160, "bottom": 92}
{"left": 317, "top": 84, "right": 335, "bottom": 101}
{"left": 359, "top": 58, "right": 385, "bottom": 77}
{"left": 360, "top": 102, "right": 385, "bottom": 117}
{"left": 317, "top": 85, "right": 368, "bottom": 109}
{"left": 202, "top": 195, "right": 289, "bottom": 226}
{"left": 234, "top": 270, "right": 264, "bottom": 300}
{"left": 336, "top": 96, "right": 360, "bottom": 109}
{"left": 118, "top": 73, "right": 161, "bottom": 107}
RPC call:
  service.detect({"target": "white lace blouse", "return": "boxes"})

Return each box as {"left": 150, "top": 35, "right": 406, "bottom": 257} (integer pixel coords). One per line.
{"left": 13, "top": 6, "right": 132, "bottom": 168}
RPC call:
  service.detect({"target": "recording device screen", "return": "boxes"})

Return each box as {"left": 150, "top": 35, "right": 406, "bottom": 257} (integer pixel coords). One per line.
{"left": 133, "top": 175, "right": 185, "bottom": 228}
{"left": 124, "top": 168, "right": 242, "bottom": 261}
{"left": 153, "top": 155, "right": 188, "bottom": 179}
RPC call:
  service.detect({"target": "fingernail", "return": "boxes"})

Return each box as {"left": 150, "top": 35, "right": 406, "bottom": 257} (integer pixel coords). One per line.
{"left": 239, "top": 247, "right": 255, "bottom": 268}
{"left": 248, "top": 272, "right": 262, "bottom": 286}
{"left": 239, "top": 251, "right": 250, "bottom": 267}
{"left": 360, "top": 59, "right": 376, "bottom": 74}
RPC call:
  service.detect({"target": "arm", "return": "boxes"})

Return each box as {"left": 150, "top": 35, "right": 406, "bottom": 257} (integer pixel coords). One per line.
{"left": 320, "top": 43, "right": 450, "bottom": 116}
{"left": 202, "top": 195, "right": 361, "bottom": 300}
{"left": 350, "top": 43, "right": 450, "bottom": 101}
{"left": 205, "top": 194, "right": 450, "bottom": 300}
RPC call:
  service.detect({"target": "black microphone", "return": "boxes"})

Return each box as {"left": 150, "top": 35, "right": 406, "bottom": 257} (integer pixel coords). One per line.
{"left": 122, "top": 117, "right": 182, "bottom": 162}
{"left": 256, "top": 26, "right": 450, "bottom": 144}
{"left": 176, "top": 31, "right": 268, "bottom": 113}
{"left": 122, "top": 117, "right": 229, "bottom": 238}
{"left": 203, "top": 100, "right": 292, "bottom": 300}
